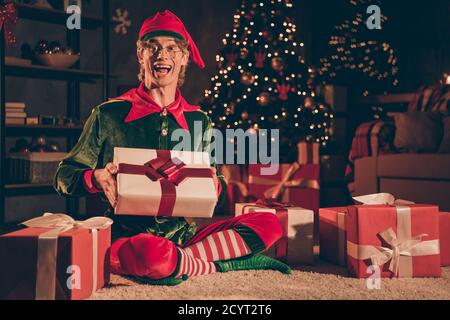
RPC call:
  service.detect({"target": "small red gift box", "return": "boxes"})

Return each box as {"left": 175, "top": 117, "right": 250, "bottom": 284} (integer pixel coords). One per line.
{"left": 440, "top": 212, "right": 450, "bottom": 266}
{"left": 347, "top": 204, "right": 441, "bottom": 278}
{"left": 247, "top": 163, "right": 320, "bottom": 212}
{"left": 0, "top": 214, "right": 112, "bottom": 300}
{"left": 319, "top": 207, "right": 349, "bottom": 266}
{"left": 247, "top": 142, "right": 320, "bottom": 211}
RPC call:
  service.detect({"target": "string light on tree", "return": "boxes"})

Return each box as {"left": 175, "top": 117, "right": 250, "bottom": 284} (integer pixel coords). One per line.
{"left": 201, "top": 0, "right": 331, "bottom": 158}
{"left": 318, "top": 0, "right": 399, "bottom": 96}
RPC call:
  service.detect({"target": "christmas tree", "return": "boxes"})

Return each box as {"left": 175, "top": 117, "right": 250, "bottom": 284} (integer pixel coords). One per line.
{"left": 201, "top": 0, "right": 332, "bottom": 160}
{"left": 317, "top": 0, "right": 399, "bottom": 96}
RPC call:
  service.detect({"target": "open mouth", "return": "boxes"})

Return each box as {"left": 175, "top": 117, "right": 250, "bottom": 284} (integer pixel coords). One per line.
{"left": 153, "top": 63, "right": 173, "bottom": 76}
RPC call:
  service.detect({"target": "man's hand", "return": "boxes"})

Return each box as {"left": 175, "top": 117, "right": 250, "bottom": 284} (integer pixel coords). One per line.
{"left": 93, "top": 162, "right": 118, "bottom": 208}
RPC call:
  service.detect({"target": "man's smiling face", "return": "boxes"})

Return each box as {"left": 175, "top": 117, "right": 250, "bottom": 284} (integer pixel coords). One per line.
{"left": 138, "top": 36, "right": 189, "bottom": 89}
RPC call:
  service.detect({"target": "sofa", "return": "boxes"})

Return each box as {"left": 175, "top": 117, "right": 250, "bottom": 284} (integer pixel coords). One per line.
{"left": 354, "top": 153, "right": 450, "bottom": 210}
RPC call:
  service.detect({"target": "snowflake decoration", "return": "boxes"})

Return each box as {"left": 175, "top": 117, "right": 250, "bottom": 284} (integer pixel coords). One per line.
{"left": 112, "top": 8, "right": 131, "bottom": 35}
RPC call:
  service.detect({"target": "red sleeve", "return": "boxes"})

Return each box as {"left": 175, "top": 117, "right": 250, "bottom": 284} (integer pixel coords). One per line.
{"left": 83, "top": 169, "right": 102, "bottom": 194}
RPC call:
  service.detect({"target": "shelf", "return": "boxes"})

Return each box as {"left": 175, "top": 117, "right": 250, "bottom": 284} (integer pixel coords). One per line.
{"left": 6, "top": 124, "right": 83, "bottom": 137}
{"left": 354, "top": 93, "right": 415, "bottom": 105}
{"left": 5, "top": 63, "right": 104, "bottom": 82}
{"left": 5, "top": 183, "right": 56, "bottom": 197}
{"left": 15, "top": 3, "right": 104, "bottom": 30}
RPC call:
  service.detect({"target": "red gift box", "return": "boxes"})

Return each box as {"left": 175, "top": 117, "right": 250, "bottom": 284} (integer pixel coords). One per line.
{"left": 440, "top": 212, "right": 450, "bottom": 266}
{"left": 319, "top": 207, "right": 349, "bottom": 266}
{"left": 0, "top": 214, "right": 112, "bottom": 300}
{"left": 220, "top": 164, "right": 249, "bottom": 215}
{"left": 247, "top": 142, "right": 320, "bottom": 211}
{"left": 346, "top": 204, "right": 441, "bottom": 278}
{"left": 247, "top": 163, "right": 320, "bottom": 212}
{"left": 297, "top": 141, "right": 320, "bottom": 165}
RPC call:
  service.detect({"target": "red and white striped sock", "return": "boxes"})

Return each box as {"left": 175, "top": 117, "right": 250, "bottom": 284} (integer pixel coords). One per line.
{"left": 183, "top": 229, "right": 251, "bottom": 262}
{"left": 175, "top": 248, "right": 217, "bottom": 278}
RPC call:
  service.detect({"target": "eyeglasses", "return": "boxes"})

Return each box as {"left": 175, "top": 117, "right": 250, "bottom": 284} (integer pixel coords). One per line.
{"left": 145, "top": 44, "right": 183, "bottom": 58}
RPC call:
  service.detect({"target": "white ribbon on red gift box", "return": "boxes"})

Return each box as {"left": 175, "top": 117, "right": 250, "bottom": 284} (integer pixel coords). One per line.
{"left": 347, "top": 193, "right": 440, "bottom": 277}
{"left": 336, "top": 211, "right": 346, "bottom": 266}
{"left": 22, "top": 213, "right": 113, "bottom": 300}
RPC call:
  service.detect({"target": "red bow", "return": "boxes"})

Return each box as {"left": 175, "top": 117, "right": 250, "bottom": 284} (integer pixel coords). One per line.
{"left": 117, "top": 150, "right": 213, "bottom": 216}
{"left": 254, "top": 51, "right": 266, "bottom": 68}
{"left": 118, "top": 153, "right": 212, "bottom": 186}
{"left": 276, "top": 83, "right": 291, "bottom": 101}
{"left": 0, "top": 3, "right": 18, "bottom": 46}
{"left": 225, "top": 52, "right": 238, "bottom": 66}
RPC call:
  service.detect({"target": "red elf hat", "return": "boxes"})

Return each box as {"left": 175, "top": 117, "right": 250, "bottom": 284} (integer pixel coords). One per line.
{"left": 138, "top": 10, "right": 205, "bottom": 69}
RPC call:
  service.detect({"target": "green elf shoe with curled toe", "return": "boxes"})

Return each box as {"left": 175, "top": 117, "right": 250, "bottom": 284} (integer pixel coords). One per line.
{"left": 215, "top": 254, "right": 292, "bottom": 275}
{"left": 129, "top": 274, "right": 189, "bottom": 286}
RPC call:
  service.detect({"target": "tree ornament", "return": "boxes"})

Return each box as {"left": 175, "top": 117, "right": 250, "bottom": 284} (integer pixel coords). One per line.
{"left": 240, "top": 47, "right": 249, "bottom": 59}
{"left": 225, "top": 52, "right": 238, "bottom": 67}
{"left": 262, "top": 31, "right": 273, "bottom": 41}
{"left": 271, "top": 57, "right": 285, "bottom": 71}
{"left": 257, "top": 92, "right": 271, "bottom": 106}
{"left": 241, "top": 71, "right": 255, "bottom": 86}
{"left": 254, "top": 51, "right": 266, "bottom": 68}
{"left": 276, "top": 83, "right": 291, "bottom": 101}
{"left": 241, "top": 111, "right": 249, "bottom": 120}
{"left": 304, "top": 97, "right": 314, "bottom": 108}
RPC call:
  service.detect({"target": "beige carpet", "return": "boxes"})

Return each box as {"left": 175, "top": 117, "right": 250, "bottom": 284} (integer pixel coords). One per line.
{"left": 91, "top": 259, "right": 450, "bottom": 300}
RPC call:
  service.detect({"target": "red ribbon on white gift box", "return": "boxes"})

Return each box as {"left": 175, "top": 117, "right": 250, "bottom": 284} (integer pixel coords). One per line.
{"left": 117, "top": 150, "right": 213, "bottom": 216}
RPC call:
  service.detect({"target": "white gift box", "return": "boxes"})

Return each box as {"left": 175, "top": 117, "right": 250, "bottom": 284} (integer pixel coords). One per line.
{"left": 114, "top": 147, "right": 218, "bottom": 217}
{"left": 235, "top": 203, "right": 314, "bottom": 265}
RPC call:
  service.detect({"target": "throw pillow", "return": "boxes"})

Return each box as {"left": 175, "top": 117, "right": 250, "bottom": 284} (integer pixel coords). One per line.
{"left": 393, "top": 112, "right": 443, "bottom": 153}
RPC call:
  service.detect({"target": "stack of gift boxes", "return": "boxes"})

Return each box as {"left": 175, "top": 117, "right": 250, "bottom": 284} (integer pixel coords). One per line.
{"left": 319, "top": 194, "right": 450, "bottom": 278}
{"left": 1, "top": 143, "right": 449, "bottom": 300}
{"left": 198, "top": 141, "right": 322, "bottom": 265}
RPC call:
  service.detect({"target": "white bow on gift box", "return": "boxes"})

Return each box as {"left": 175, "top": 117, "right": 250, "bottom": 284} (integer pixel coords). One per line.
{"left": 347, "top": 193, "right": 440, "bottom": 277}
{"left": 22, "top": 213, "right": 113, "bottom": 300}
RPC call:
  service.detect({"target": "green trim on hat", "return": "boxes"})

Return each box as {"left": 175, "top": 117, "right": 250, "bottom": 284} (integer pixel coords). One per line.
{"left": 140, "top": 30, "right": 185, "bottom": 42}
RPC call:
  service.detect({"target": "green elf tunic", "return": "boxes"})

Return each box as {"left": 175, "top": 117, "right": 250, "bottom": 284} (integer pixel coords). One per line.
{"left": 54, "top": 83, "right": 227, "bottom": 245}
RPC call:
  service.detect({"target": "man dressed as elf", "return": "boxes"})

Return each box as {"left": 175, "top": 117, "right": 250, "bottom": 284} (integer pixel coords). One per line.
{"left": 54, "top": 10, "right": 291, "bottom": 285}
